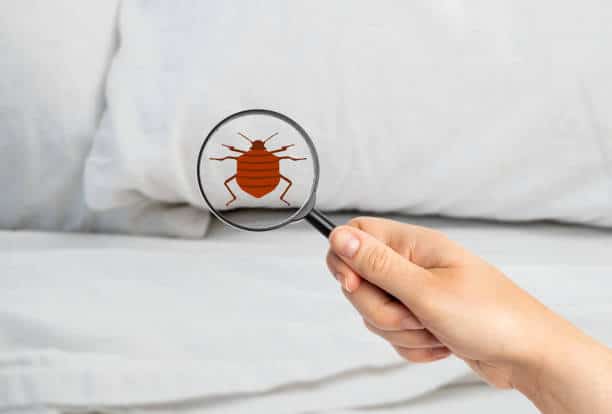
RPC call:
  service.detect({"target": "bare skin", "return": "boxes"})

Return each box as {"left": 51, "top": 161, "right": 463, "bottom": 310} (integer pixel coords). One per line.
{"left": 326, "top": 217, "right": 612, "bottom": 414}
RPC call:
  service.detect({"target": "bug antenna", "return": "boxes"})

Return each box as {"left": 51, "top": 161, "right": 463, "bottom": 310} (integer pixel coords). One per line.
{"left": 237, "top": 132, "right": 253, "bottom": 143}
{"left": 263, "top": 132, "right": 278, "bottom": 143}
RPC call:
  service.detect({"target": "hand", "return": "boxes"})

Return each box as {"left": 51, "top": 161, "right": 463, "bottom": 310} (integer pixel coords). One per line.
{"left": 326, "top": 217, "right": 548, "bottom": 386}
{"left": 326, "top": 217, "right": 612, "bottom": 413}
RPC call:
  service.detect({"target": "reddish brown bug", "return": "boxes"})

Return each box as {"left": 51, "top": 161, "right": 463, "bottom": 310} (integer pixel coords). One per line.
{"left": 209, "top": 131, "right": 306, "bottom": 206}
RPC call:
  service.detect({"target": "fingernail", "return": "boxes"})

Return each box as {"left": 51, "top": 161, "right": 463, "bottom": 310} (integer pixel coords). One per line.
{"left": 343, "top": 278, "right": 353, "bottom": 293}
{"left": 334, "top": 230, "right": 360, "bottom": 258}
{"left": 401, "top": 317, "right": 423, "bottom": 330}
{"left": 343, "top": 275, "right": 355, "bottom": 293}
{"left": 335, "top": 272, "right": 350, "bottom": 292}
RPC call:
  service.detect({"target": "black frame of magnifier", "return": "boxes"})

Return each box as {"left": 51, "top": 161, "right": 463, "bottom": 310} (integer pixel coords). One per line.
{"left": 196, "top": 108, "right": 335, "bottom": 238}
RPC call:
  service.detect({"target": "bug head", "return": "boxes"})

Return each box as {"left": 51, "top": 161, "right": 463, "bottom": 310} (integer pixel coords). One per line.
{"left": 251, "top": 140, "right": 266, "bottom": 150}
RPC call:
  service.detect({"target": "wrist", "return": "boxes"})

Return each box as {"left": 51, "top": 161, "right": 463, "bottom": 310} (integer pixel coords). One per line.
{"left": 509, "top": 317, "right": 612, "bottom": 413}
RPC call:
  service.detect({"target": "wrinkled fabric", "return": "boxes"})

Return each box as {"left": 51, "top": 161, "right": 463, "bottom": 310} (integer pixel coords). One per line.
{"left": 86, "top": 0, "right": 612, "bottom": 237}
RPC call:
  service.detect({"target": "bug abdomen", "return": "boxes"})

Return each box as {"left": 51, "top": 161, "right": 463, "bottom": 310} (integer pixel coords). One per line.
{"left": 236, "top": 151, "right": 281, "bottom": 198}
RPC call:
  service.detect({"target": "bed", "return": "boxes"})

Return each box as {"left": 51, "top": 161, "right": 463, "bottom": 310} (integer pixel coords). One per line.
{"left": 3, "top": 1, "right": 612, "bottom": 412}
{"left": 2, "top": 214, "right": 611, "bottom": 414}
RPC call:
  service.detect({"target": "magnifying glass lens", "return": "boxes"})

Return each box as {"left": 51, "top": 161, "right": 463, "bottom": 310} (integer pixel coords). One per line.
{"left": 197, "top": 111, "right": 318, "bottom": 231}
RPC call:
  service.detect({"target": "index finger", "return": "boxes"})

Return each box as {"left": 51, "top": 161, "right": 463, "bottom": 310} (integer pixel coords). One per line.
{"left": 329, "top": 225, "right": 431, "bottom": 308}
{"left": 346, "top": 217, "right": 468, "bottom": 269}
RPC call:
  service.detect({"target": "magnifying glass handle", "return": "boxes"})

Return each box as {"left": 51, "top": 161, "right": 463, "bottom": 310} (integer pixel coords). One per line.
{"left": 305, "top": 209, "right": 336, "bottom": 238}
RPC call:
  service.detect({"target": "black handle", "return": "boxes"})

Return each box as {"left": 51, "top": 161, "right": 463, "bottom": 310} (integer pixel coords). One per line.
{"left": 305, "top": 209, "right": 336, "bottom": 238}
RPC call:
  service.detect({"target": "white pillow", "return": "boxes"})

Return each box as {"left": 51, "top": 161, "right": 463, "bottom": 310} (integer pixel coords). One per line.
{"left": 85, "top": 0, "right": 612, "bottom": 234}
{"left": 0, "top": 1, "right": 209, "bottom": 237}
{"left": 0, "top": 1, "right": 117, "bottom": 230}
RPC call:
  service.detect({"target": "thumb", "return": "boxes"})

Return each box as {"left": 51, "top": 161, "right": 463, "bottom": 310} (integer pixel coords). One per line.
{"left": 329, "top": 225, "right": 433, "bottom": 308}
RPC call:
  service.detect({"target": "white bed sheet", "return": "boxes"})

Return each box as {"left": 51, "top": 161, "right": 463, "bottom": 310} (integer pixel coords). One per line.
{"left": 1, "top": 215, "right": 611, "bottom": 414}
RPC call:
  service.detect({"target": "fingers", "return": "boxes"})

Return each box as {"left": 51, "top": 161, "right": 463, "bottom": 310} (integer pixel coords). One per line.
{"left": 393, "top": 345, "right": 452, "bottom": 363}
{"left": 347, "top": 281, "right": 423, "bottom": 330}
{"left": 344, "top": 274, "right": 422, "bottom": 330}
{"left": 328, "top": 251, "right": 448, "bottom": 362}
{"left": 326, "top": 250, "right": 362, "bottom": 293}
{"left": 328, "top": 250, "right": 422, "bottom": 330}
{"left": 326, "top": 217, "right": 457, "bottom": 364}
{"left": 367, "top": 317, "right": 451, "bottom": 362}
{"left": 329, "top": 225, "right": 432, "bottom": 308}
{"left": 364, "top": 319, "right": 440, "bottom": 347}
{"left": 346, "top": 217, "right": 468, "bottom": 269}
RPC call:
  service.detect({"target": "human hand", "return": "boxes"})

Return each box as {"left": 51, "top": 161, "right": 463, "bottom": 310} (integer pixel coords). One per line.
{"left": 325, "top": 217, "right": 604, "bottom": 395}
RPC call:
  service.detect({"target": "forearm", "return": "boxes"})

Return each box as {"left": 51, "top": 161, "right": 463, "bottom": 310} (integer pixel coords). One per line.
{"left": 512, "top": 321, "right": 612, "bottom": 414}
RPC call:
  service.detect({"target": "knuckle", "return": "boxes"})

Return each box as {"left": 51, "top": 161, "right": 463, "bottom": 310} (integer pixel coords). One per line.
{"left": 370, "top": 303, "right": 401, "bottom": 330}
{"left": 394, "top": 347, "right": 425, "bottom": 363}
{"left": 417, "top": 330, "right": 441, "bottom": 347}
{"left": 395, "top": 347, "right": 438, "bottom": 363}
{"left": 347, "top": 217, "right": 365, "bottom": 229}
{"left": 326, "top": 251, "right": 342, "bottom": 276}
{"left": 325, "top": 251, "right": 335, "bottom": 269}
{"left": 364, "top": 244, "right": 391, "bottom": 274}
{"left": 347, "top": 216, "right": 376, "bottom": 231}
{"left": 365, "top": 319, "right": 395, "bottom": 343}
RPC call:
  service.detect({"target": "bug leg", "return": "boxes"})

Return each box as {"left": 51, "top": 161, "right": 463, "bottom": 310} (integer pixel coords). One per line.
{"left": 209, "top": 156, "right": 239, "bottom": 161}
{"left": 277, "top": 156, "right": 307, "bottom": 161}
{"left": 222, "top": 144, "right": 247, "bottom": 154}
{"left": 270, "top": 144, "right": 295, "bottom": 154}
{"left": 224, "top": 174, "right": 238, "bottom": 206}
{"left": 279, "top": 175, "right": 292, "bottom": 206}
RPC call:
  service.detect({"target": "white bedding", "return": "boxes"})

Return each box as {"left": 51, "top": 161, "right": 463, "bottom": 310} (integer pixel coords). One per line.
{"left": 1, "top": 215, "right": 611, "bottom": 414}
{"left": 86, "top": 0, "right": 612, "bottom": 235}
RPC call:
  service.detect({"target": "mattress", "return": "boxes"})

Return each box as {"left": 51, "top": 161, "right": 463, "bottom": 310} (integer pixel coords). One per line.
{"left": 1, "top": 215, "right": 611, "bottom": 414}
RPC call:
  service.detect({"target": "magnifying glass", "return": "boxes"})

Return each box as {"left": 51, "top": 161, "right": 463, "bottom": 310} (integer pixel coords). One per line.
{"left": 196, "top": 109, "right": 336, "bottom": 237}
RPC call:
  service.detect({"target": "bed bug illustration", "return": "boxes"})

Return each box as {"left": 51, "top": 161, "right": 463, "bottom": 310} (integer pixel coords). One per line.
{"left": 209, "top": 132, "right": 306, "bottom": 206}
